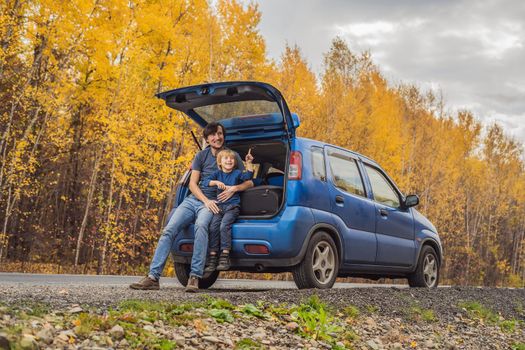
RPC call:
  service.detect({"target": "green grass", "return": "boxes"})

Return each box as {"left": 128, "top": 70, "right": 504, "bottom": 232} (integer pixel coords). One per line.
{"left": 7, "top": 303, "right": 51, "bottom": 319}
{"left": 343, "top": 305, "right": 360, "bottom": 319}
{"left": 512, "top": 343, "right": 525, "bottom": 350}
{"left": 73, "top": 312, "right": 104, "bottom": 336}
{"left": 205, "top": 297, "right": 235, "bottom": 310}
{"left": 458, "top": 301, "right": 499, "bottom": 323}
{"left": 209, "top": 308, "right": 234, "bottom": 323}
{"left": 459, "top": 300, "right": 523, "bottom": 334}
{"left": 291, "top": 295, "right": 342, "bottom": 343}
{"left": 235, "top": 338, "right": 265, "bottom": 349}
{"left": 265, "top": 303, "right": 290, "bottom": 316}
{"left": 365, "top": 304, "right": 379, "bottom": 314}
{"left": 241, "top": 304, "right": 270, "bottom": 319}
{"left": 408, "top": 306, "right": 436, "bottom": 322}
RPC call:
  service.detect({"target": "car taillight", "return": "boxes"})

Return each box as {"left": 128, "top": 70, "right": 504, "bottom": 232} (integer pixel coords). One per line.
{"left": 180, "top": 244, "right": 193, "bottom": 252}
{"left": 288, "top": 151, "right": 302, "bottom": 180}
{"left": 244, "top": 244, "right": 270, "bottom": 254}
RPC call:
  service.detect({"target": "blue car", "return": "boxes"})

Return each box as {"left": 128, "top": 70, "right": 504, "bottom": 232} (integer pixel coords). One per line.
{"left": 157, "top": 81, "right": 442, "bottom": 289}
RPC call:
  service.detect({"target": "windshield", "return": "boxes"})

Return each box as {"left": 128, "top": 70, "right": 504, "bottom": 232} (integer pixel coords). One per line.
{"left": 194, "top": 100, "right": 282, "bottom": 123}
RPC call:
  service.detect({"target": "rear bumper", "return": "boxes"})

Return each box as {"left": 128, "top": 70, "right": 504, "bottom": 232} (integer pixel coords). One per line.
{"left": 171, "top": 255, "right": 302, "bottom": 270}
{"left": 170, "top": 205, "right": 314, "bottom": 268}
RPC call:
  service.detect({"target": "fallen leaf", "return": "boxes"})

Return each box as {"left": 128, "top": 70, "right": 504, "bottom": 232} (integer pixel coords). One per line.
{"left": 193, "top": 319, "right": 206, "bottom": 332}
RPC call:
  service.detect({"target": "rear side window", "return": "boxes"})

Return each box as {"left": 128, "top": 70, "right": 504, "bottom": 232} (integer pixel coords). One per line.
{"left": 327, "top": 150, "right": 365, "bottom": 197}
{"left": 365, "top": 165, "right": 400, "bottom": 208}
{"left": 311, "top": 147, "right": 326, "bottom": 181}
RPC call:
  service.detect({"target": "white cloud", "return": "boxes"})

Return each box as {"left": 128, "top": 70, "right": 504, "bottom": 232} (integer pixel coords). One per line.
{"left": 252, "top": 0, "right": 525, "bottom": 146}
{"left": 336, "top": 21, "right": 396, "bottom": 37}
{"left": 440, "top": 24, "right": 523, "bottom": 59}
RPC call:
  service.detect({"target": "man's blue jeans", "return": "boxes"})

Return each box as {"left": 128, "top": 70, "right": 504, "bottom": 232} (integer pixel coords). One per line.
{"left": 148, "top": 195, "right": 213, "bottom": 280}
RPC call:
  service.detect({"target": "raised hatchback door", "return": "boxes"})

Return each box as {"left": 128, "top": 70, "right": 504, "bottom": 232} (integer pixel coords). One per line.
{"left": 156, "top": 81, "right": 297, "bottom": 141}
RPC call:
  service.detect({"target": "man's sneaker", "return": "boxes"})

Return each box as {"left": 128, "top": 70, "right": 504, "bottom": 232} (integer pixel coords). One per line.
{"left": 204, "top": 254, "right": 218, "bottom": 273}
{"left": 129, "top": 276, "right": 159, "bottom": 290}
{"left": 185, "top": 276, "right": 199, "bottom": 293}
{"left": 216, "top": 253, "right": 230, "bottom": 271}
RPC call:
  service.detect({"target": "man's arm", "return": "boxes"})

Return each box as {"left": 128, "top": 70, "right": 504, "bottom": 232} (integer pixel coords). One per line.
{"left": 189, "top": 170, "right": 220, "bottom": 214}
{"left": 217, "top": 179, "right": 254, "bottom": 202}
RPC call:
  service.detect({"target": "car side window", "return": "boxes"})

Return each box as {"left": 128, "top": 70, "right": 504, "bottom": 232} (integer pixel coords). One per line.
{"left": 327, "top": 150, "right": 366, "bottom": 197}
{"left": 365, "top": 165, "right": 400, "bottom": 208}
{"left": 311, "top": 147, "right": 326, "bottom": 181}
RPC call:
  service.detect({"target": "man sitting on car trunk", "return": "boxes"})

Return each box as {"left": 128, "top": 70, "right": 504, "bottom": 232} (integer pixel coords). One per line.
{"left": 130, "top": 122, "right": 253, "bottom": 292}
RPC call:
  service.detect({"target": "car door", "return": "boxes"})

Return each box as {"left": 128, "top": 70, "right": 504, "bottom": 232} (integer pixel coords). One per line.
{"left": 325, "top": 147, "right": 377, "bottom": 264}
{"left": 362, "top": 163, "right": 416, "bottom": 266}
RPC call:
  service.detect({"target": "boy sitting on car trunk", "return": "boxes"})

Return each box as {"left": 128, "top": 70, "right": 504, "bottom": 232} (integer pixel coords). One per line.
{"left": 203, "top": 148, "right": 255, "bottom": 272}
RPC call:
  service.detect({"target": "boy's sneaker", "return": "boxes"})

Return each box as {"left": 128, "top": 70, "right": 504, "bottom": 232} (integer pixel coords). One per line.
{"left": 185, "top": 276, "right": 199, "bottom": 293}
{"left": 216, "top": 253, "right": 230, "bottom": 271}
{"left": 204, "top": 254, "right": 218, "bottom": 273}
{"left": 129, "top": 276, "right": 159, "bottom": 290}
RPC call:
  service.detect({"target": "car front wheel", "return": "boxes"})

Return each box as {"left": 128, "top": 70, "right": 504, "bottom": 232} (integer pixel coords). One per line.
{"left": 408, "top": 245, "right": 440, "bottom": 288}
{"left": 292, "top": 231, "right": 339, "bottom": 289}
{"left": 174, "top": 262, "right": 219, "bottom": 289}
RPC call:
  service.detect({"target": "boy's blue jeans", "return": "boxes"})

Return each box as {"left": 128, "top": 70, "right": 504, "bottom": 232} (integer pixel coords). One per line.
{"left": 209, "top": 204, "right": 240, "bottom": 252}
{"left": 148, "top": 195, "right": 213, "bottom": 280}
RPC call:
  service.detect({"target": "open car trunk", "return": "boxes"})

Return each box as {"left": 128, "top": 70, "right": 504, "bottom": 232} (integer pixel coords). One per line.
{"left": 159, "top": 82, "right": 295, "bottom": 217}
{"left": 227, "top": 140, "right": 288, "bottom": 217}
{"left": 175, "top": 140, "right": 287, "bottom": 217}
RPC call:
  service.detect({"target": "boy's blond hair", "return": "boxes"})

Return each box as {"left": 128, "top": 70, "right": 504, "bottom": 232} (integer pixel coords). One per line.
{"left": 216, "top": 149, "right": 237, "bottom": 171}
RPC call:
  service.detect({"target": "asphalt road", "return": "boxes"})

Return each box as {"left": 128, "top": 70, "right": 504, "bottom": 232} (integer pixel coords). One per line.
{"left": 0, "top": 272, "right": 402, "bottom": 289}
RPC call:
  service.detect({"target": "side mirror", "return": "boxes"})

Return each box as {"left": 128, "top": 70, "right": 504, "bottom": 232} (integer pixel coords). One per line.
{"left": 404, "top": 194, "right": 419, "bottom": 208}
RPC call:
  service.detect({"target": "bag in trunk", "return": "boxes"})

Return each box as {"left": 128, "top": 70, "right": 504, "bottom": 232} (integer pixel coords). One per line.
{"left": 240, "top": 185, "right": 283, "bottom": 216}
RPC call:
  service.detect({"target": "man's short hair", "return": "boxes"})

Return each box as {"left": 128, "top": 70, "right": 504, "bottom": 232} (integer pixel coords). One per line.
{"left": 216, "top": 149, "right": 236, "bottom": 171}
{"left": 203, "top": 122, "right": 225, "bottom": 139}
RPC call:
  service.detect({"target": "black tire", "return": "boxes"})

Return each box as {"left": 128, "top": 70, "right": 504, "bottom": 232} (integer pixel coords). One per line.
{"left": 292, "top": 231, "right": 339, "bottom": 289}
{"left": 408, "top": 245, "right": 440, "bottom": 288}
{"left": 174, "top": 262, "right": 219, "bottom": 289}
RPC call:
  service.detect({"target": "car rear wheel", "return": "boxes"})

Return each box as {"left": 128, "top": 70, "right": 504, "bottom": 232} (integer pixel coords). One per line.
{"left": 408, "top": 245, "right": 439, "bottom": 288}
{"left": 292, "top": 231, "right": 339, "bottom": 289}
{"left": 174, "top": 262, "right": 219, "bottom": 289}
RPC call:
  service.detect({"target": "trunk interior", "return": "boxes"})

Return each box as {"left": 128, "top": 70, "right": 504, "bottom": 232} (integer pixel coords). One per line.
{"left": 227, "top": 140, "right": 288, "bottom": 217}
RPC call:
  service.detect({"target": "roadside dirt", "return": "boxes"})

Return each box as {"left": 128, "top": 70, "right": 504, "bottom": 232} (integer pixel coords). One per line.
{"left": 0, "top": 284, "right": 524, "bottom": 349}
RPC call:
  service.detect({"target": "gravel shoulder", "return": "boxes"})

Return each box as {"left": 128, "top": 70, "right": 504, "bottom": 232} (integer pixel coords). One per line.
{"left": 1, "top": 283, "right": 524, "bottom": 349}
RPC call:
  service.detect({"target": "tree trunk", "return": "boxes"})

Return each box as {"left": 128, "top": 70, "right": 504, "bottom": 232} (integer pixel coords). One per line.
{"left": 0, "top": 185, "right": 13, "bottom": 261}
{"left": 74, "top": 150, "right": 100, "bottom": 265}
{"left": 97, "top": 158, "right": 115, "bottom": 275}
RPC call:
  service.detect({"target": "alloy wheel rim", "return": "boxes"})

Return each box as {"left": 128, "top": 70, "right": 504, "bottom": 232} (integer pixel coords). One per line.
{"left": 312, "top": 241, "right": 335, "bottom": 284}
{"left": 423, "top": 254, "right": 438, "bottom": 287}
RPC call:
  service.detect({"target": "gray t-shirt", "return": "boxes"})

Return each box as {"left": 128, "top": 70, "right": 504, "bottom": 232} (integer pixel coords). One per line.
{"left": 191, "top": 147, "right": 244, "bottom": 200}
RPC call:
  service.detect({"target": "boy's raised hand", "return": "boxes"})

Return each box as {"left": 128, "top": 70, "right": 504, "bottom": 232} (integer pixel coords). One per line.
{"left": 245, "top": 148, "right": 254, "bottom": 163}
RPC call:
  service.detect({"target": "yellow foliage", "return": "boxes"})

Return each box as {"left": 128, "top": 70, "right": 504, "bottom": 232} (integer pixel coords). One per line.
{"left": 0, "top": 2, "right": 523, "bottom": 286}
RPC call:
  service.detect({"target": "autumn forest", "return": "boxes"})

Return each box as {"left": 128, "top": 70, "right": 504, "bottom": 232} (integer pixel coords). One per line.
{"left": 0, "top": 0, "right": 524, "bottom": 286}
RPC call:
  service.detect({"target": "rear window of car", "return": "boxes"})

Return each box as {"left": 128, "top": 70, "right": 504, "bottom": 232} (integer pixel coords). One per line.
{"left": 194, "top": 100, "right": 281, "bottom": 122}
{"left": 311, "top": 147, "right": 326, "bottom": 181}
{"left": 327, "top": 150, "right": 366, "bottom": 197}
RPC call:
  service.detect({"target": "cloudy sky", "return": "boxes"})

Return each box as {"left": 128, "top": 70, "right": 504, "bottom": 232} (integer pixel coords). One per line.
{"left": 251, "top": 0, "right": 525, "bottom": 146}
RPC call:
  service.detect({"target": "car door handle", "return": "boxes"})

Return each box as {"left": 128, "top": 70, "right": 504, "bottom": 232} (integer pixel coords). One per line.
{"left": 335, "top": 195, "right": 344, "bottom": 205}
{"left": 379, "top": 208, "right": 388, "bottom": 217}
